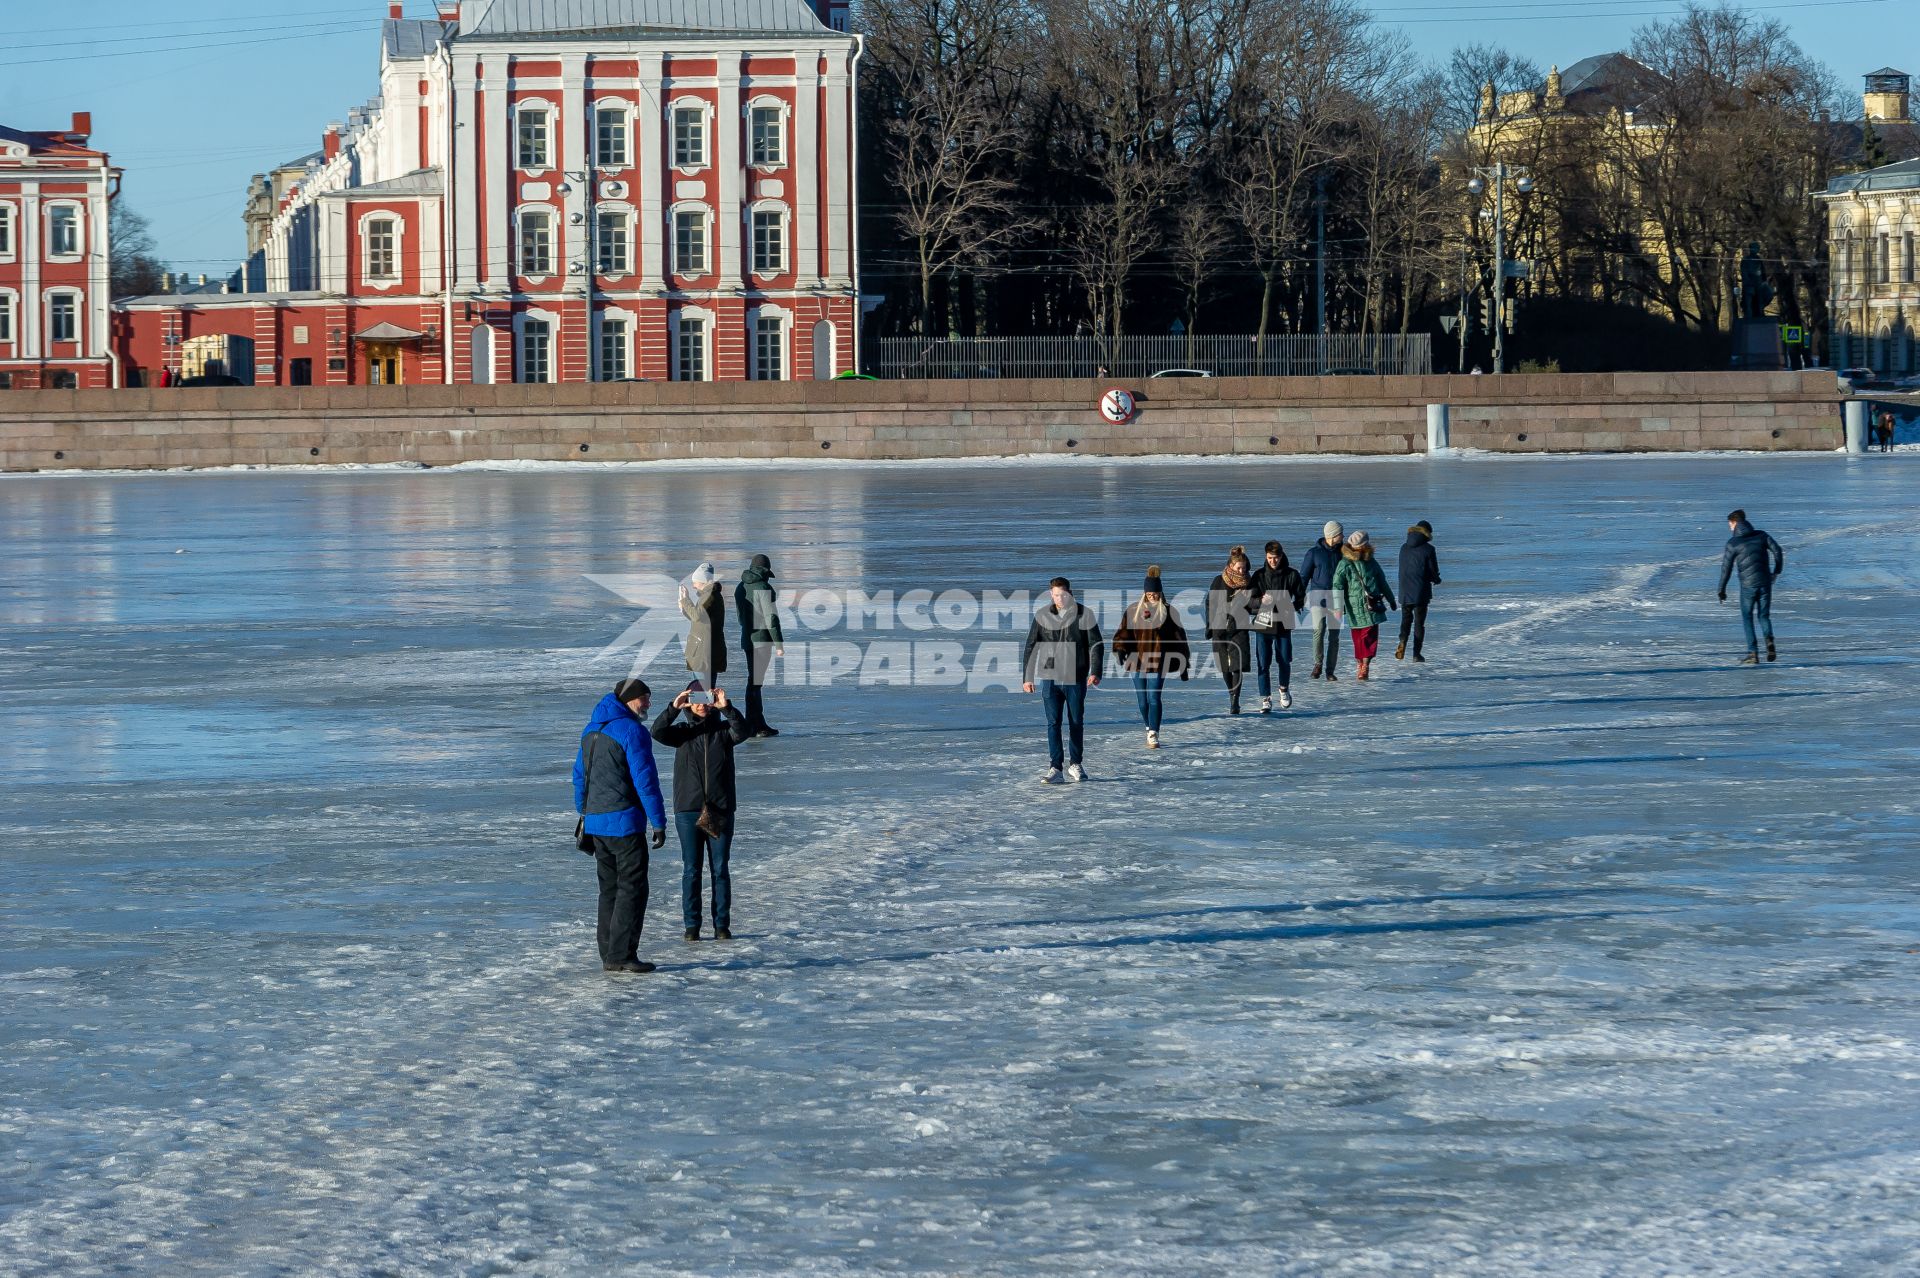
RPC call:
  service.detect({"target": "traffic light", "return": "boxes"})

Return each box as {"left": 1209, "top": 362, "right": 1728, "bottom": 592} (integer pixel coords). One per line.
{"left": 1479, "top": 294, "right": 1496, "bottom": 332}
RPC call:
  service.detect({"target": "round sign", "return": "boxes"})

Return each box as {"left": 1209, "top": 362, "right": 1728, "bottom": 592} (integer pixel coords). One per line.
{"left": 1099, "top": 387, "right": 1137, "bottom": 424}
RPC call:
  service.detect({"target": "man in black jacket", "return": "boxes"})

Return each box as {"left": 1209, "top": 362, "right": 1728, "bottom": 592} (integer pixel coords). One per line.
{"left": 1718, "top": 508, "right": 1785, "bottom": 663}
{"left": 653, "top": 681, "right": 754, "bottom": 940}
{"left": 734, "top": 553, "right": 785, "bottom": 738}
{"left": 1021, "top": 577, "right": 1104, "bottom": 784}
{"left": 1395, "top": 520, "right": 1443, "bottom": 662}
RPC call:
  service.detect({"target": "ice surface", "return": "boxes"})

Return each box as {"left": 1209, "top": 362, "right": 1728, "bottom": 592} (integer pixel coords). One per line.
{"left": 3, "top": 454, "right": 1920, "bottom": 1275}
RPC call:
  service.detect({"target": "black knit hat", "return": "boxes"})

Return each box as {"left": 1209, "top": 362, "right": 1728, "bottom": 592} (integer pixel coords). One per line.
{"left": 1143, "top": 564, "right": 1164, "bottom": 595}
{"left": 1413, "top": 520, "right": 1433, "bottom": 537}
{"left": 614, "top": 677, "right": 651, "bottom": 703}
{"left": 749, "top": 552, "right": 772, "bottom": 573}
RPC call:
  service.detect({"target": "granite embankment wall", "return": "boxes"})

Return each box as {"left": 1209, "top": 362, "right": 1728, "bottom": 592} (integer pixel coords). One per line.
{"left": 0, "top": 371, "right": 1840, "bottom": 472}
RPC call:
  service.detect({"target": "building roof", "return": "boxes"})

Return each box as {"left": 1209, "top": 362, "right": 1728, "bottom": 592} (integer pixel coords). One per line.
{"left": 1864, "top": 67, "right": 1910, "bottom": 79}
{"left": 1826, "top": 156, "right": 1920, "bottom": 196}
{"left": 320, "top": 168, "right": 445, "bottom": 198}
{"left": 384, "top": 17, "right": 451, "bottom": 59}
{"left": 1553, "top": 53, "right": 1667, "bottom": 115}
{"left": 0, "top": 122, "right": 108, "bottom": 160}
{"left": 457, "top": 0, "right": 829, "bottom": 37}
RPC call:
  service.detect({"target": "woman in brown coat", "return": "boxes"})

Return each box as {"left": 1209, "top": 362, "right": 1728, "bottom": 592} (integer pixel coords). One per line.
{"left": 1111, "top": 565, "right": 1190, "bottom": 748}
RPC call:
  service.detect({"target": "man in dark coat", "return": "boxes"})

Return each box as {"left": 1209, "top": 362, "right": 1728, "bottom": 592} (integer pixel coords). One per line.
{"left": 1302, "top": 520, "right": 1345, "bottom": 680}
{"left": 1395, "top": 520, "right": 1443, "bottom": 662}
{"left": 1022, "top": 576, "right": 1105, "bottom": 784}
{"left": 653, "top": 681, "right": 754, "bottom": 941}
{"left": 572, "top": 677, "right": 669, "bottom": 974}
{"left": 734, "top": 553, "right": 785, "bottom": 738}
{"left": 1718, "top": 508, "right": 1785, "bottom": 663}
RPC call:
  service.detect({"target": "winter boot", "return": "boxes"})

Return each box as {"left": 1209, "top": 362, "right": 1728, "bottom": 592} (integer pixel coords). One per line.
{"left": 1739, "top": 652, "right": 1759, "bottom": 665}
{"left": 1042, "top": 767, "right": 1064, "bottom": 785}
{"left": 684, "top": 928, "right": 700, "bottom": 942}
{"left": 1395, "top": 641, "right": 1406, "bottom": 660}
{"left": 1278, "top": 688, "right": 1293, "bottom": 709}
{"left": 1229, "top": 693, "right": 1241, "bottom": 715}
{"left": 714, "top": 926, "right": 733, "bottom": 941}
{"left": 1357, "top": 658, "right": 1370, "bottom": 681}
{"left": 1146, "top": 729, "right": 1160, "bottom": 749}
{"left": 1260, "top": 696, "right": 1272, "bottom": 714}
{"left": 1324, "top": 670, "right": 1338, "bottom": 682}
{"left": 1065, "top": 763, "right": 1087, "bottom": 783}
{"left": 1766, "top": 640, "right": 1776, "bottom": 663}
{"left": 1310, "top": 663, "right": 1322, "bottom": 680}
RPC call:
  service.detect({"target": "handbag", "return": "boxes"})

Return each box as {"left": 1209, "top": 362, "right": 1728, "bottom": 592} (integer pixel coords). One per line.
{"left": 573, "top": 816, "right": 595, "bottom": 855}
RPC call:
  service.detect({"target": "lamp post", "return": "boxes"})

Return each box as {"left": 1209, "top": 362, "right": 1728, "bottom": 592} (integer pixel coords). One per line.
{"left": 1467, "top": 164, "right": 1533, "bottom": 374}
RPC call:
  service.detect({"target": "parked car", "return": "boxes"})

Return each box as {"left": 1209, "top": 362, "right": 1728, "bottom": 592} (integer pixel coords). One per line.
{"left": 1326, "top": 367, "right": 1378, "bottom": 377}
{"left": 174, "top": 374, "right": 246, "bottom": 387}
{"left": 1149, "top": 368, "right": 1213, "bottom": 378}
{"left": 1837, "top": 366, "right": 1877, "bottom": 392}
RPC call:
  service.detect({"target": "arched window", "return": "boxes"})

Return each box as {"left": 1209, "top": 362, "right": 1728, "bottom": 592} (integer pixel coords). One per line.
{"left": 515, "top": 310, "right": 557, "bottom": 383}
{"left": 1902, "top": 213, "right": 1917, "bottom": 285}
{"left": 46, "top": 202, "right": 83, "bottom": 261}
{"left": 750, "top": 304, "right": 789, "bottom": 381}
{"left": 1875, "top": 216, "right": 1893, "bottom": 285}
{"left": 594, "top": 307, "right": 634, "bottom": 381}
{"left": 595, "top": 205, "right": 633, "bottom": 277}
{"left": 672, "top": 307, "right": 711, "bottom": 381}
{"left": 749, "top": 202, "right": 788, "bottom": 277}
{"left": 671, "top": 203, "right": 711, "bottom": 278}
{"left": 670, "top": 97, "right": 711, "bottom": 170}
{"left": 515, "top": 99, "right": 554, "bottom": 171}
{"left": 470, "top": 325, "right": 494, "bottom": 385}
{"left": 746, "top": 96, "right": 790, "bottom": 168}
{"left": 812, "top": 319, "right": 836, "bottom": 380}
{"left": 46, "top": 290, "right": 82, "bottom": 344}
{"left": 360, "top": 211, "right": 402, "bottom": 285}
{"left": 594, "top": 99, "right": 632, "bottom": 169}
{"left": 516, "top": 206, "right": 556, "bottom": 278}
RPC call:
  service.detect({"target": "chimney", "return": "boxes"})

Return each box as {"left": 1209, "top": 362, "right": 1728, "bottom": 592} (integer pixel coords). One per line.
{"left": 161, "top": 272, "right": 174, "bottom": 293}
{"left": 198, "top": 274, "right": 209, "bottom": 286}
{"left": 437, "top": 0, "right": 459, "bottom": 19}
{"left": 69, "top": 111, "right": 92, "bottom": 143}
{"left": 323, "top": 125, "right": 342, "bottom": 160}
{"left": 389, "top": 2, "right": 404, "bottom": 17}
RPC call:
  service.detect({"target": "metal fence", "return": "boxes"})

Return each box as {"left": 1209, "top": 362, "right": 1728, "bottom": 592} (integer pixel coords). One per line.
{"left": 865, "top": 334, "right": 1432, "bottom": 380}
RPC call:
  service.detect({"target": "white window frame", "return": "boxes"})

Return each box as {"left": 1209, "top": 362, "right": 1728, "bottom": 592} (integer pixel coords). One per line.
{"left": 0, "top": 203, "right": 14, "bottom": 262}
{"left": 594, "top": 309, "right": 633, "bottom": 382}
{"left": 670, "top": 98, "right": 711, "bottom": 171}
{"left": 594, "top": 100, "right": 632, "bottom": 170}
{"left": 750, "top": 306, "right": 789, "bottom": 381}
{"left": 46, "top": 202, "right": 82, "bottom": 261}
{"left": 672, "top": 308, "right": 711, "bottom": 382}
{"left": 47, "top": 290, "right": 81, "bottom": 345}
{"left": 671, "top": 204, "right": 710, "bottom": 278}
{"left": 749, "top": 203, "right": 787, "bottom": 277}
{"left": 515, "top": 311, "right": 557, "bottom": 384}
{"left": 515, "top": 100, "right": 554, "bottom": 172}
{"left": 360, "top": 210, "right": 402, "bottom": 287}
{"left": 516, "top": 206, "right": 556, "bottom": 279}
{"left": 596, "top": 205, "right": 633, "bottom": 277}
{"left": 746, "top": 97, "right": 789, "bottom": 169}
{"left": 0, "top": 289, "right": 15, "bottom": 344}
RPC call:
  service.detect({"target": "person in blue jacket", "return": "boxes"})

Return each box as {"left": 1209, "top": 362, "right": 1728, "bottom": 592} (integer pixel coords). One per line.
{"left": 573, "top": 677, "right": 669, "bottom": 974}
{"left": 1302, "top": 520, "right": 1346, "bottom": 680}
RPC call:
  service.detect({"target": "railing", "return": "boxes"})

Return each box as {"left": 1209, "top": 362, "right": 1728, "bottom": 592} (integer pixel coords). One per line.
{"left": 865, "top": 334, "right": 1433, "bottom": 380}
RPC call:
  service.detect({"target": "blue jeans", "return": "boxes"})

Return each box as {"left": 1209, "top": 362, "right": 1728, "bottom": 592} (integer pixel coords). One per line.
{"left": 1251, "top": 630, "right": 1293, "bottom": 698}
{"left": 1740, "top": 587, "right": 1774, "bottom": 653}
{"left": 1132, "top": 673, "right": 1164, "bottom": 731}
{"left": 1039, "top": 679, "right": 1087, "bottom": 769}
{"left": 674, "top": 810, "right": 732, "bottom": 931}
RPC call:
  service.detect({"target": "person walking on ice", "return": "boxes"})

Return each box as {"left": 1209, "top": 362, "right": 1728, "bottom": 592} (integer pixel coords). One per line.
{"left": 1718, "top": 508, "right": 1784, "bottom": 664}
{"left": 1332, "top": 530, "right": 1396, "bottom": 681}
{"left": 1304, "top": 521, "right": 1346, "bottom": 681}
{"left": 1112, "top": 565, "right": 1191, "bottom": 749}
{"left": 1023, "top": 576, "right": 1105, "bottom": 783}
{"left": 1207, "top": 546, "right": 1257, "bottom": 715}
{"left": 1395, "top": 520, "right": 1442, "bottom": 663}
{"left": 734, "top": 553, "right": 785, "bottom": 738}
{"left": 1247, "top": 540, "right": 1305, "bottom": 712}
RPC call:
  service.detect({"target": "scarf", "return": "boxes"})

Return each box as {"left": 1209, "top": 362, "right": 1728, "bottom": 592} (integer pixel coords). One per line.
{"left": 1221, "top": 561, "right": 1248, "bottom": 590}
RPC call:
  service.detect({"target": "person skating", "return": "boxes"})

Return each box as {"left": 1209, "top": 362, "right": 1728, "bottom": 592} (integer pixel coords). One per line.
{"left": 1395, "top": 520, "right": 1443, "bottom": 663}
{"left": 1303, "top": 520, "right": 1346, "bottom": 681}
{"left": 1111, "top": 565, "right": 1191, "bottom": 749}
{"left": 1207, "top": 546, "right": 1257, "bottom": 715}
{"left": 572, "top": 677, "right": 669, "bottom": 974}
{"left": 1022, "top": 576, "right": 1105, "bottom": 783}
{"left": 1717, "top": 508, "right": 1785, "bottom": 664}
{"left": 680, "top": 562, "right": 727, "bottom": 689}
{"left": 652, "top": 680, "right": 753, "bottom": 941}
{"left": 1246, "top": 540, "right": 1305, "bottom": 712}
{"left": 1332, "top": 530, "right": 1396, "bottom": 681}
{"left": 734, "top": 553, "right": 785, "bottom": 738}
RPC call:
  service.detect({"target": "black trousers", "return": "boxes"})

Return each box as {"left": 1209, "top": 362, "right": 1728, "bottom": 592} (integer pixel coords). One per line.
{"left": 593, "top": 833, "right": 650, "bottom": 964}
{"left": 1213, "top": 634, "right": 1249, "bottom": 703}
{"left": 741, "top": 642, "right": 776, "bottom": 730}
{"left": 1398, "top": 603, "right": 1429, "bottom": 656}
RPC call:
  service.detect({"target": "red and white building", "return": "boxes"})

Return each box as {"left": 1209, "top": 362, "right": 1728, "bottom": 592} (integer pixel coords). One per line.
{"left": 0, "top": 114, "right": 119, "bottom": 390}
{"left": 116, "top": 0, "right": 862, "bottom": 386}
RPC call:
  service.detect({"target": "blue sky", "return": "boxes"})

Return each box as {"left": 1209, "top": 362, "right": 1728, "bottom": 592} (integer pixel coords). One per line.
{"left": 3, "top": 0, "right": 1916, "bottom": 273}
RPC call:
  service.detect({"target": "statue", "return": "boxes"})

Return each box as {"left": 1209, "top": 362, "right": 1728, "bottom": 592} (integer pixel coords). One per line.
{"left": 1739, "top": 243, "right": 1776, "bottom": 320}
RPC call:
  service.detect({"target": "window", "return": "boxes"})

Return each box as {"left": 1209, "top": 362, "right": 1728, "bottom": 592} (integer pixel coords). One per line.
{"left": 518, "top": 209, "right": 554, "bottom": 276}
{"left": 1876, "top": 233, "right": 1891, "bottom": 285}
{"left": 751, "top": 208, "right": 785, "bottom": 275}
{"left": 0, "top": 373, "right": 12, "bottom": 389}
{"left": 1905, "top": 228, "right": 1917, "bottom": 285}
{"left": 672, "top": 105, "right": 706, "bottom": 168}
{"left": 1842, "top": 234, "right": 1856, "bottom": 287}
{"left": 596, "top": 210, "right": 630, "bottom": 275}
{"left": 365, "top": 217, "right": 397, "bottom": 280}
{"left": 49, "top": 206, "right": 80, "bottom": 257}
{"left": 517, "top": 106, "right": 551, "bottom": 169}
{"left": 753, "top": 314, "right": 784, "bottom": 381}
{"left": 0, "top": 294, "right": 11, "bottom": 343}
{"left": 598, "top": 317, "right": 628, "bottom": 381}
{"left": 750, "top": 105, "right": 784, "bottom": 167}
{"left": 518, "top": 318, "right": 552, "bottom": 383}
{"left": 48, "top": 369, "right": 77, "bottom": 390}
{"left": 674, "top": 314, "right": 706, "bottom": 381}
{"left": 673, "top": 209, "right": 707, "bottom": 276}
{"left": 0, "top": 205, "right": 12, "bottom": 257}
{"left": 595, "top": 107, "right": 629, "bottom": 168}
{"left": 49, "top": 294, "right": 77, "bottom": 343}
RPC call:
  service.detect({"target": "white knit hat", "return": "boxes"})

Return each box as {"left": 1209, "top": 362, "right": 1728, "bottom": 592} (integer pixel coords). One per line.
{"left": 1323, "top": 520, "right": 1343, "bottom": 541}
{"left": 1346, "top": 530, "right": 1370, "bottom": 549}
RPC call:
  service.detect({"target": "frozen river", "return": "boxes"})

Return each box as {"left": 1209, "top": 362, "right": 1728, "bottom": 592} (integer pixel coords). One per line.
{"left": 3, "top": 454, "right": 1919, "bottom": 1276}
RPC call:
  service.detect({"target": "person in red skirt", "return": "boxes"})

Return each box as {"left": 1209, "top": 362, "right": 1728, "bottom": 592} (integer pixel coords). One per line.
{"left": 1331, "top": 530, "right": 1397, "bottom": 681}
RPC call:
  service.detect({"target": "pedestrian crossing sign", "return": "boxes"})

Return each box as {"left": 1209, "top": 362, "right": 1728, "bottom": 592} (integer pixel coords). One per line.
{"left": 1780, "top": 325, "right": 1805, "bottom": 345}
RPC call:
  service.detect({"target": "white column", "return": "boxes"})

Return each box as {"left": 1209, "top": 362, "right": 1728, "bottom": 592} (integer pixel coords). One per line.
{"left": 454, "top": 60, "right": 482, "bottom": 291}
{"left": 483, "top": 57, "right": 510, "bottom": 286}
{"left": 88, "top": 178, "right": 109, "bottom": 358}
{"left": 794, "top": 51, "right": 820, "bottom": 287}
{"left": 823, "top": 57, "right": 851, "bottom": 288}
{"left": 717, "top": 48, "right": 743, "bottom": 289}
{"left": 20, "top": 181, "right": 40, "bottom": 357}
{"left": 638, "top": 51, "right": 665, "bottom": 291}
{"left": 559, "top": 53, "right": 589, "bottom": 298}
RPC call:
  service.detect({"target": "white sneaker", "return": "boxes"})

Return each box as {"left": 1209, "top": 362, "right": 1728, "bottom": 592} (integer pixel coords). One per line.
{"left": 1065, "top": 763, "right": 1087, "bottom": 783}
{"left": 1278, "top": 688, "right": 1293, "bottom": 709}
{"left": 1042, "top": 767, "right": 1063, "bottom": 785}
{"left": 1146, "top": 730, "right": 1160, "bottom": 749}
{"left": 1260, "top": 696, "right": 1272, "bottom": 714}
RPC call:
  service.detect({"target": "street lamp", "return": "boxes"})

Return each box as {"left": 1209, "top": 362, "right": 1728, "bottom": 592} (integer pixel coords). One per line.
{"left": 1466, "top": 163, "right": 1533, "bottom": 374}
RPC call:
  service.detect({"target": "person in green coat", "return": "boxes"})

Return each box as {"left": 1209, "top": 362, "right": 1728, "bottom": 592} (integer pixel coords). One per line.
{"left": 1330, "top": 530, "right": 1396, "bottom": 681}
{"left": 734, "top": 553, "right": 785, "bottom": 737}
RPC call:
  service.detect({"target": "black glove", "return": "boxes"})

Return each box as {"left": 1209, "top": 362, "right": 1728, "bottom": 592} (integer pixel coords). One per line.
{"left": 1717, "top": 590, "right": 1727, "bottom": 602}
{"left": 649, "top": 826, "right": 666, "bottom": 850}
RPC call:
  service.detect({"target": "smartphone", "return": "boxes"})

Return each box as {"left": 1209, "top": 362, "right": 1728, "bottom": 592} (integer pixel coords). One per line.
{"left": 686, "top": 690, "right": 713, "bottom": 705}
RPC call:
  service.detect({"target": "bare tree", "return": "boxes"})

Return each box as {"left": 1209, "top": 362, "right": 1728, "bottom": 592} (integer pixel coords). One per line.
{"left": 110, "top": 201, "right": 167, "bottom": 298}
{"left": 1170, "top": 202, "right": 1230, "bottom": 356}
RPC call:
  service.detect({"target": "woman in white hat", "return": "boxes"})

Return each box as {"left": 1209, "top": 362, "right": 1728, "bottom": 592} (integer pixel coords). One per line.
{"left": 1330, "top": 531, "right": 1396, "bottom": 681}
